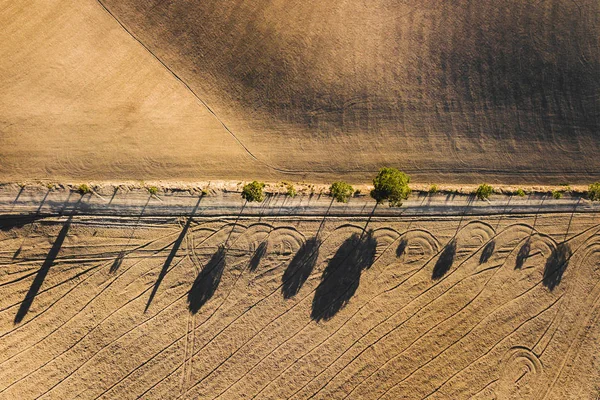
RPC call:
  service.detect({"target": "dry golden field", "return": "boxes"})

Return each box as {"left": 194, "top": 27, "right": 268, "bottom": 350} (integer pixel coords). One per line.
{"left": 1, "top": 207, "right": 599, "bottom": 399}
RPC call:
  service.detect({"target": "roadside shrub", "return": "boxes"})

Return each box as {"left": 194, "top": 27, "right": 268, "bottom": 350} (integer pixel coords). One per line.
{"left": 475, "top": 184, "right": 494, "bottom": 200}
{"left": 77, "top": 184, "right": 91, "bottom": 195}
{"left": 286, "top": 183, "right": 297, "bottom": 198}
{"left": 552, "top": 190, "right": 563, "bottom": 199}
{"left": 242, "top": 181, "right": 265, "bottom": 202}
{"left": 429, "top": 184, "right": 439, "bottom": 194}
{"left": 515, "top": 188, "right": 526, "bottom": 197}
{"left": 329, "top": 181, "right": 354, "bottom": 203}
{"left": 370, "top": 167, "right": 411, "bottom": 207}
{"left": 147, "top": 186, "right": 159, "bottom": 195}
{"left": 588, "top": 182, "right": 600, "bottom": 201}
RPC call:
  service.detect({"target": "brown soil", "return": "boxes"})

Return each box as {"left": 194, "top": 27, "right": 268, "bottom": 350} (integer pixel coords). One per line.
{"left": 0, "top": 0, "right": 256, "bottom": 182}
{"left": 1, "top": 0, "right": 599, "bottom": 183}
{"left": 1, "top": 211, "right": 599, "bottom": 399}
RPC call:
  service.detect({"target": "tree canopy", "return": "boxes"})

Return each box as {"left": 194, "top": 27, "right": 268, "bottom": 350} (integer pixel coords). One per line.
{"left": 475, "top": 184, "right": 494, "bottom": 200}
{"left": 588, "top": 182, "right": 600, "bottom": 201}
{"left": 370, "top": 167, "right": 411, "bottom": 207}
{"left": 242, "top": 181, "right": 265, "bottom": 202}
{"left": 329, "top": 181, "right": 354, "bottom": 203}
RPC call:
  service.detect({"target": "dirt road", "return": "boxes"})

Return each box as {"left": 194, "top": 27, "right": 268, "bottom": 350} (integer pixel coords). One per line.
{"left": 1, "top": 187, "right": 598, "bottom": 220}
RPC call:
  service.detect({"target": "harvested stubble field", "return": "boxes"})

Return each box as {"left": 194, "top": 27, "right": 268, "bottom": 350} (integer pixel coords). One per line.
{"left": 1, "top": 207, "right": 600, "bottom": 399}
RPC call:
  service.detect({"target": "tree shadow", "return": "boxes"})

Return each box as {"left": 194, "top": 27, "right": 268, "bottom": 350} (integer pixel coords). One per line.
{"left": 14, "top": 216, "right": 72, "bottom": 324}
{"left": 543, "top": 242, "right": 571, "bottom": 291}
{"left": 311, "top": 231, "right": 376, "bottom": 322}
{"left": 281, "top": 198, "right": 333, "bottom": 299}
{"left": 249, "top": 241, "right": 268, "bottom": 272}
{"left": 110, "top": 252, "right": 125, "bottom": 274}
{"left": 396, "top": 238, "right": 408, "bottom": 257}
{"left": 9, "top": 186, "right": 25, "bottom": 212}
{"left": 432, "top": 239, "right": 456, "bottom": 280}
{"left": 515, "top": 239, "right": 531, "bottom": 270}
{"left": 564, "top": 197, "right": 580, "bottom": 242}
{"left": 145, "top": 196, "right": 202, "bottom": 312}
{"left": 282, "top": 237, "right": 320, "bottom": 299}
{"left": 0, "top": 215, "right": 44, "bottom": 232}
{"left": 111, "top": 196, "right": 152, "bottom": 274}
{"left": 188, "top": 246, "right": 226, "bottom": 314}
{"left": 479, "top": 240, "right": 495, "bottom": 264}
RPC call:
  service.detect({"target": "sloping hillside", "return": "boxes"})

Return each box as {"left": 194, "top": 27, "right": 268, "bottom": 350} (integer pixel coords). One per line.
{"left": 98, "top": 0, "right": 600, "bottom": 182}
{"left": 1, "top": 0, "right": 598, "bottom": 182}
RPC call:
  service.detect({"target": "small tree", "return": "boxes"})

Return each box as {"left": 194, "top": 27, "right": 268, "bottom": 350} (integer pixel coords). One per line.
{"left": 242, "top": 181, "right": 265, "bottom": 202}
{"left": 515, "top": 188, "right": 526, "bottom": 197}
{"left": 77, "top": 184, "right": 91, "bottom": 195}
{"left": 552, "top": 190, "right": 563, "bottom": 199}
{"left": 147, "top": 186, "right": 159, "bottom": 196}
{"left": 588, "top": 182, "right": 600, "bottom": 201}
{"left": 329, "top": 181, "right": 354, "bottom": 203}
{"left": 370, "top": 167, "right": 411, "bottom": 207}
{"left": 475, "top": 184, "right": 494, "bottom": 201}
{"left": 286, "top": 183, "right": 297, "bottom": 198}
{"left": 429, "top": 184, "right": 439, "bottom": 194}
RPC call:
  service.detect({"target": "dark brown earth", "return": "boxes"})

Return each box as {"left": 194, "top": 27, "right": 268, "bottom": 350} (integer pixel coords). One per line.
{"left": 98, "top": 0, "right": 600, "bottom": 182}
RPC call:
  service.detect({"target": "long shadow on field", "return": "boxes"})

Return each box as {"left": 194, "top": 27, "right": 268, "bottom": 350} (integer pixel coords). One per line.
{"left": 515, "top": 239, "right": 531, "bottom": 270}
{"left": 111, "top": 196, "right": 151, "bottom": 274}
{"left": 145, "top": 196, "right": 202, "bottom": 312}
{"left": 543, "top": 242, "right": 571, "bottom": 291}
{"left": 282, "top": 237, "right": 320, "bottom": 299}
{"left": 249, "top": 241, "right": 268, "bottom": 272}
{"left": 14, "top": 216, "right": 72, "bottom": 324}
{"left": 432, "top": 239, "right": 456, "bottom": 280}
{"left": 479, "top": 240, "right": 495, "bottom": 264}
{"left": 188, "top": 246, "right": 226, "bottom": 314}
{"left": 396, "top": 238, "right": 408, "bottom": 257}
{"left": 311, "top": 230, "right": 376, "bottom": 322}
{"left": 281, "top": 198, "right": 334, "bottom": 299}
{"left": 0, "top": 215, "right": 45, "bottom": 232}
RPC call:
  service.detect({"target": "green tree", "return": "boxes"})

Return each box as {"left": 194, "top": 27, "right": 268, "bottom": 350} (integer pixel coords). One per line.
{"left": 475, "top": 184, "right": 494, "bottom": 200}
{"left": 286, "top": 183, "right": 297, "bottom": 198}
{"left": 552, "top": 190, "right": 563, "bottom": 199}
{"left": 370, "top": 167, "right": 411, "bottom": 207}
{"left": 515, "top": 188, "right": 526, "bottom": 197}
{"left": 242, "top": 181, "right": 265, "bottom": 202}
{"left": 329, "top": 181, "right": 354, "bottom": 203}
{"left": 77, "top": 184, "right": 91, "bottom": 195}
{"left": 588, "top": 182, "right": 600, "bottom": 201}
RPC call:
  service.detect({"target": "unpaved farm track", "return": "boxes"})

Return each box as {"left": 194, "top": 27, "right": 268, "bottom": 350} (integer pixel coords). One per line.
{"left": 1, "top": 206, "right": 600, "bottom": 399}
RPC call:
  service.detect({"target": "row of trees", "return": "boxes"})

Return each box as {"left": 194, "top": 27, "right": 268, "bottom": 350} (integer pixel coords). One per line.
{"left": 242, "top": 169, "right": 600, "bottom": 205}
{"left": 242, "top": 167, "right": 411, "bottom": 206}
